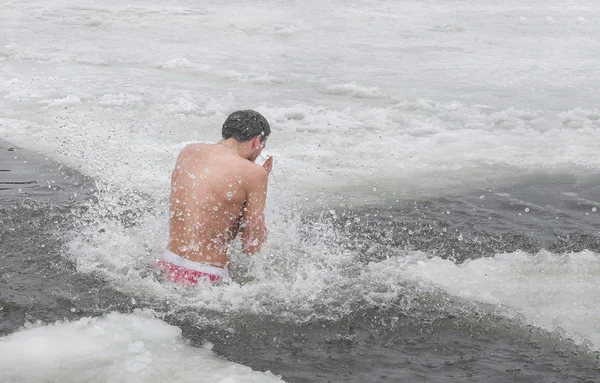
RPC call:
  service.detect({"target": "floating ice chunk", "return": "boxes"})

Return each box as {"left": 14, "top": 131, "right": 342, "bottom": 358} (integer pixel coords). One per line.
{"left": 162, "top": 58, "right": 195, "bottom": 69}
{"left": 217, "top": 70, "right": 243, "bottom": 80}
{"left": 430, "top": 24, "right": 465, "bottom": 33}
{"left": 38, "top": 94, "right": 82, "bottom": 106}
{"left": 128, "top": 341, "right": 144, "bottom": 353}
{"left": 161, "top": 58, "right": 211, "bottom": 72}
{"left": 558, "top": 107, "right": 600, "bottom": 129}
{"left": 274, "top": 26, "right": 295, "bottom": 36}
{"left": 86, "top": 16, "right": 105, "bottom": 28}
{"left": 271, "top": 22, "right": 315, "bottom": 37}
{"left": 97, "top": 93, "right": 144, "bottom": 108}
{"left": 124, "top": 360, "right": 148, "bottom": 374}
{"left": 2, "top": 45, "right": 16, "bottom": 58}
{"left": 325, "top": 83, "right": 384, "bottom": 99}
{"left": 248, "top": 73, "right": 283, "bottom": 85}
{"left": 167, "top": 97, "right": 200, "bottom": 114}
{"left": 216, "top": 70, "right": 283, "bottom": 85}
{"left": 0, "top": 311, "right": 284, "bottom": 382}
{"left": 518, "top": 16, "right": 528, "bottom": 24}
{"left": 282, "top": 108, "right": 305, "bottom": 121}
{"left": 203, "top": 92, "right": 236, "bottom": 116}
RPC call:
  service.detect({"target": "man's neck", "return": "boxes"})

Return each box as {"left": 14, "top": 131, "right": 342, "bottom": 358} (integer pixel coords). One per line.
{"left": 219, "top": 139, "right": 254, "bottom": 161}
{"left": 217, "top": 140, "right": 238, "bottom": 152}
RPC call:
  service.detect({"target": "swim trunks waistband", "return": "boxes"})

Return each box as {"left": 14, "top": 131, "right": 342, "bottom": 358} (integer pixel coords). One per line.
{"left": 156, "top": 250, "right": 229, "bottom": 285}
{"left": 161, "top": 250, "right": 229, "bottom": 278}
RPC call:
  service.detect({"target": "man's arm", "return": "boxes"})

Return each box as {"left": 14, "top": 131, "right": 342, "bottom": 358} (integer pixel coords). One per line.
{"left": 241, "top": 168, "right": 268, "bottom": 254}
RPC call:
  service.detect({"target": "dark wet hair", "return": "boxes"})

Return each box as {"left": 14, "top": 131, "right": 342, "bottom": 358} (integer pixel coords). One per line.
{"left": 222, "top": 110, "right": 270, "bottom": 142}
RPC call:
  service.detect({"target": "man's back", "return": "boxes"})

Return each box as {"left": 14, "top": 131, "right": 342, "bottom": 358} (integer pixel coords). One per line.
{"left": 168, "top": 143, "right": 268, "bottom": 266}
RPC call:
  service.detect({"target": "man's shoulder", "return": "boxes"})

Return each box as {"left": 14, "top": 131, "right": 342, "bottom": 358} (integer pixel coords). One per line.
{"left": 176, "top": 143, "right": 209, "bottom": 162}
{"left": 242, "top": 161, "right": 268, "bottom": 187}
{"left": 243, "top": 160, "right": 267, "bottom": 175}
{"left": 180, "top": 143, "right": 207, "bottom": 154}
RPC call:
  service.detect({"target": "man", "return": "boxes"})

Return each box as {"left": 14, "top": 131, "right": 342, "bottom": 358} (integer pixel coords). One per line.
{"left": 156, "top": 110, "right": 273, "bottom": 284}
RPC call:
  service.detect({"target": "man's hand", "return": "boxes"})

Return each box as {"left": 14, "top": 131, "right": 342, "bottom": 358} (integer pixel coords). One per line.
{"left": 262, "top": 156, "right": 273, "bottom": 175}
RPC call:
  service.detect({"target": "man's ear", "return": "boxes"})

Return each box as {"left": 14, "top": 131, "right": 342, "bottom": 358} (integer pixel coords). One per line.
{"left": 252, "top": 135, "right": 261, "bottom": 149}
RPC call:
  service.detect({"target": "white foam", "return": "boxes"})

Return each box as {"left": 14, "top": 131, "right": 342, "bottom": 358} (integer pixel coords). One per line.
{"left": 0, "top": 311, "right": 284, "bottom": 383}
{"left": 392, "top": 250, "right": 600, "bottom": 349}
{"left": 60, "top": 170, "right": 600, "bottom": 348}
{"left": 65, "top": 200, "right": 600, "bottom": 351}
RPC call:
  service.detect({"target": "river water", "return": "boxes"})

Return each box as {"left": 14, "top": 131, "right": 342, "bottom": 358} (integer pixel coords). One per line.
{"left": 1, "top": 0, "right": 599, "bottom": 381}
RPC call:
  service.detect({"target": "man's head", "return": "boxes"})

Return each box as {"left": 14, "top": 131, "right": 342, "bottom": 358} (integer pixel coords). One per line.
{"left": 222, "top": 110, "right": 270, "bottom": 161}
{"left": 222, "top": 110, "right": 270, "bottom": 142}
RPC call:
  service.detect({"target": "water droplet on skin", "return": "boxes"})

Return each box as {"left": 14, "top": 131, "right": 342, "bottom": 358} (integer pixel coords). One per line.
{"left": 524, "top": 207, "right": 530, "bottom": 212}
{"left": 213, "top": 206, "right": 219, "bottom": 211}
{"left": 442, "top": 228, "right": 447, "bottom": 232}
{"left": 204, "top": 168, "right": 209, "bottom": 173}
{"left": 458, "top": 234, "right": 463, "bottom": 241}
{"left": 593, "top": 207, "right": 597, "bottom": 212}
{"left": 228, "top": 184, "right": 232, "bottom": 187}
{"left": 237, "top": 179, "right": 242, "bottom": 184}
{"left": 227, "top": 192, "right": 233, "bottom": 197}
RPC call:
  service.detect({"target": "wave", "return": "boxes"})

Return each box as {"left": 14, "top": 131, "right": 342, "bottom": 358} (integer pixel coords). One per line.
{"left": 64, "top": 183, "right": 600, "bottom": 353}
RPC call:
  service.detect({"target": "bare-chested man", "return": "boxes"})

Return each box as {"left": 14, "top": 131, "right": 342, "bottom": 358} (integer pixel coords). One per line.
{"left": 156, "top": 110, "right": 272, "bottom": 284}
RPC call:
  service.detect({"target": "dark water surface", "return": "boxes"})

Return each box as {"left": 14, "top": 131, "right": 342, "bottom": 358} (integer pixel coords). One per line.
{"left": 1, "top": 142, "right": 599, "bottom": 382}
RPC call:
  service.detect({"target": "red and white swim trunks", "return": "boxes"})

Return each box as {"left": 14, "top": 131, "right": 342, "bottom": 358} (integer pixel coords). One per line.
{"left": 156, "top": 249, "right": 229, "bottom": 285}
